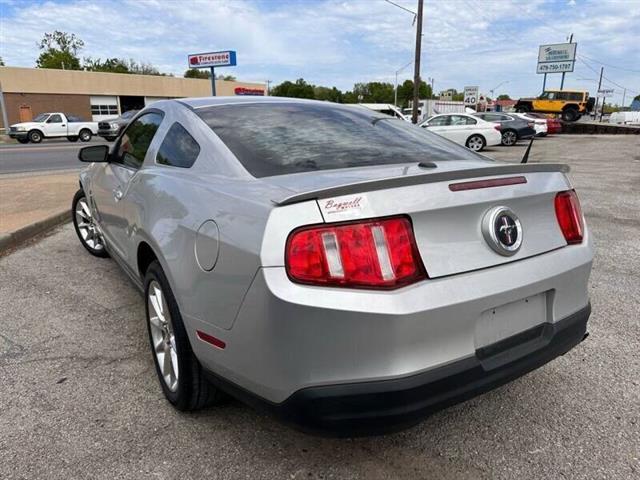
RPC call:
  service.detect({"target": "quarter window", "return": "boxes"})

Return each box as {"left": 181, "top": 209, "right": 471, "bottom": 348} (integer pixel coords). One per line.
{"left": 156, "top": 122, "right": 200, "bottom": 169}
{"left": 114, "top": 112, "right": 163, "bottom": 169}
{"left": 47, "top": 114, "right": 62, "bottom": 123}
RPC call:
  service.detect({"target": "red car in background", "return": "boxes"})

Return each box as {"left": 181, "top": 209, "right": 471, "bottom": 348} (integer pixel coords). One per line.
{"left": 524, "top": 112, "right": 562, "bottom": 134}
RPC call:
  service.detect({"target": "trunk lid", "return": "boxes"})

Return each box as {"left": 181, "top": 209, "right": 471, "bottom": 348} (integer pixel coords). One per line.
{"left": 266, "top": 161, "right": 571, "bottom": 278}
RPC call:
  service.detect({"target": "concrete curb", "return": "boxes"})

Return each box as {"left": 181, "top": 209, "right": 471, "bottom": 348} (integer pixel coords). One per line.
{"left": 0, "top": 210, "right": 71, "bottom": 254}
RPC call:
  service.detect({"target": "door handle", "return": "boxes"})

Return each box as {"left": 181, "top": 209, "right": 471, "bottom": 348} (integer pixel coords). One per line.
{"left": 113, "top": 188, "right": 123, "bottom": 201}
{"left": 61, "top": 124, "right": 66, "bottom": 127}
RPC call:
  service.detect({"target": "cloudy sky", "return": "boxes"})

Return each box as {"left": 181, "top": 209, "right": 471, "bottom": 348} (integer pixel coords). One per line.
{"left": 1, "top": 0, "right": 638, "bottom": 103}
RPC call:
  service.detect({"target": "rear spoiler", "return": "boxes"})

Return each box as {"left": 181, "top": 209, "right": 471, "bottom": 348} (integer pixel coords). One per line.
{"left": 275, "top": 163, "right": 569, "bottom": 206}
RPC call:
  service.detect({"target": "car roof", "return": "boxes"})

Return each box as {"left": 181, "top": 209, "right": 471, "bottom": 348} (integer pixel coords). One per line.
{"left": 176, "top": 96, "right": 325, "bottom": 110}
{"left": 544, "top": 89, "right": 586, "bottom": 93}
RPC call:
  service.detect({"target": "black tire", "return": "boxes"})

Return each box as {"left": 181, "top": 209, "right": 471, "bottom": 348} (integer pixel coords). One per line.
{"left": 71, "top": 189, "right": 109, "bottom": 258}
{"left": 79, "top": 129, "right": 92, "bottom": 142}
{"left": 501, "top": 129, "right": 518, "bottom": 146}
{"left": 562, "top": 108, "right": 579, "bottom": 122}
{"left": 28, "top": 130, "right": 43, "bottom": 143}
{"left": 465, "top": 134, "right": 486, "bottom": 152}
{"left": 17, "top": 138, "right": 29, "bottom": 144}
{"left": 67, "top": 136, "right": 79, "bottom": 142}
{"left": 144, "top": 260, "right": 224, "bottom": 411}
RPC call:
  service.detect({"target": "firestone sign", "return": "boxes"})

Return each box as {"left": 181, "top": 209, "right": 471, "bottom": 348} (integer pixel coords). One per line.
{"left": 188, "top": 50, "right": 237, "bottom": 69}
{"left": 536, "top": 43, "right": 576, "bottom": 74}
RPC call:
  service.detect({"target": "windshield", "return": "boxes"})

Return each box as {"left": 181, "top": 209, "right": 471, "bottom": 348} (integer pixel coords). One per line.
{"left": 32, "top": 113, "right": 49, "bottom": 122}
{"left": 196, "top": 103, "right": 483, "bottom": 178}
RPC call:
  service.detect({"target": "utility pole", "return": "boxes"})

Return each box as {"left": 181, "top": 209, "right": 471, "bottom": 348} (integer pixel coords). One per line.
{"left": 622, "top": 88, "right": 626, "bottom": 109}
{"left": 266, "top": 79, "right": 272, "bottom": 96}
{"left": 411, "top": 0, "right": 424, "bottom": 124}
{"left": 210, "top": 67, "right": 216, "bottom": 96}
{"left": 0, "top": 80, "right": 9, "bottom": 134}
{"left": 560, "top": 33, "right": 573, "bottom": 90}
{"left": 593, "top": 66, "right": 604, "bottom": 121}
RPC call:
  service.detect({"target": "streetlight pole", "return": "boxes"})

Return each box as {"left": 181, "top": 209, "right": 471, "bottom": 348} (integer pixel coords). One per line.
{"left": 560, "top": 33, "right": 573, "bottom": 90}
{"left": 411, "top": 0, "right": 424, "bottom": 124}
{"left": 489, "top": 80, "right": 510, "bottom": 100}
{"left": 394, "top": 60, "right": 413, "bottom": 107}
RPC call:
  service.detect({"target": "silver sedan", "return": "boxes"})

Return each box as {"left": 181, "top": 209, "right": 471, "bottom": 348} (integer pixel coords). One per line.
{"left": 73, "top": 97, "right": 593, "bottom": 435}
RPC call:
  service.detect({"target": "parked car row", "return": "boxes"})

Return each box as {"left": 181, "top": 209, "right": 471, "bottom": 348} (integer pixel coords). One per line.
{"left": 8, "top": 109, "right": 140, "bottom": 144}
{"left": 420, "top": 112, "right": 541, "bottom": 151}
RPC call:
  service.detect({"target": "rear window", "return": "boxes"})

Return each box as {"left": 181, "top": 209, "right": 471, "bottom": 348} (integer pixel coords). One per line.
{"left": 196, "top": 103, "right": 480, "bottom": 177}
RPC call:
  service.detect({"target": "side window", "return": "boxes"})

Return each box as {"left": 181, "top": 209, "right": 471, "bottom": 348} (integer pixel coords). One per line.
{"left": 428, "top": 116, "right": 450, "bottom": 126}
{"left": 48, "top": 114, "right": 62, "bottom": 123}
{"left": 570, "top": 92, "right": 583, "bottom": 101}
{"left": 114, "top": 112, "right": 163, "bottom": 169}
{"left": 450, "top": 115, "right": 468, "bottom": 126}
{"left": 156, "top": 122, "right": 201, "bottom": 169}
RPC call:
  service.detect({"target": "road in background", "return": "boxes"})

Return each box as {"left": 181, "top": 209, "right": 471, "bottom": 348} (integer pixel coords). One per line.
{"left": 0, "top": 138, "right": 108, "bottom": 174}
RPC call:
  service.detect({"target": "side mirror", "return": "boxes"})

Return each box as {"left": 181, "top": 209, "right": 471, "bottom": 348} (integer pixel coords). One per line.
{"left": 78, "top": 145, "right": 109, "bottom": 163}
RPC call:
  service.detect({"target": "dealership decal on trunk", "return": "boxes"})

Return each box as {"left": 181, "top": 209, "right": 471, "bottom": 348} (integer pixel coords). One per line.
{"left": 320, "top": 195, "right": 370, "bottom": 219}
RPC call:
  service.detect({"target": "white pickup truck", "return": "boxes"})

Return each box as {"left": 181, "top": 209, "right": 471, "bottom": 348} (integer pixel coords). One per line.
{"left": 8, "top": 112, "right": 99, "bottom": 144}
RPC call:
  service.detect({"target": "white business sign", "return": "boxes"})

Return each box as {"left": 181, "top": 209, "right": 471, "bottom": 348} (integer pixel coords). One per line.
{"left": 536, "top": 43, "right": 576, "bottom": 74}
{"left": 463, "top": 86, "right": 479, "bottom": 106}
{"left": 597, "top": 88, "right": 614, "bottom": 98}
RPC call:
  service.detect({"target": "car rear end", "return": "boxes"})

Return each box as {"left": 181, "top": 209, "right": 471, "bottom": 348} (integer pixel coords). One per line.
{"left": 547, "top": 117, "right": 562, "bottom": 134}
{"left": 191, "top": 100, "right": 593, "bottom": 435}
{"left": 226, "top": 167, "right": 592, "bottom": 434}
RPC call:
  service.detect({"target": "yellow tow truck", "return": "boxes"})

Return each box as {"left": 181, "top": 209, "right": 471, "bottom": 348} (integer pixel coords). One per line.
{"left": 515, "top": 90, "right": 595, "bottom": 122}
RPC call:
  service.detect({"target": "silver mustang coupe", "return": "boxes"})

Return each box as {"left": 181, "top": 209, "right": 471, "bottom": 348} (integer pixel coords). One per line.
{"left": 73, "top": 97, "right": 593, "bottom": 435}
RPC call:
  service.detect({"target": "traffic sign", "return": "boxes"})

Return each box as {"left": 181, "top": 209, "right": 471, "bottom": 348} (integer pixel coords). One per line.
{"left": 464, "top": 86, "right": 479, "bottom": 106}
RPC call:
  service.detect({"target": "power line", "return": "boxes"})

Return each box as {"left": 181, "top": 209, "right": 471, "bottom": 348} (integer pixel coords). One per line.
{"left": 579, "top": 53, "right": 640, "bottom": 74}
{"left": 577, "top": 56, "right": 639, "bottom": 95}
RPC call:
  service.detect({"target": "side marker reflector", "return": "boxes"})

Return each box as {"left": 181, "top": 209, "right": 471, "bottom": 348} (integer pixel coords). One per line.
{"left": 197, "top": 330, "right": 226, "bottom": 349}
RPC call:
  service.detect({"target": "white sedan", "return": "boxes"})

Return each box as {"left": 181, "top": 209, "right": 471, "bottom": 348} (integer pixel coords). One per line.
{"left": 512, "top": 112, "right": 548, "bottom": 136}
{"left": 420, "top": 113, "right": 502, "bottom": 152}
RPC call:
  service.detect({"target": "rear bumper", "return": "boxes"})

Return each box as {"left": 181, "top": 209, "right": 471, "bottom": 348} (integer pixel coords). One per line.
{"left": 206, "top": 304, "right": 590, "bottom": 436}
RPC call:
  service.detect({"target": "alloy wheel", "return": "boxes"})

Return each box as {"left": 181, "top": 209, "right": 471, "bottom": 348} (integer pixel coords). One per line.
{"left": 467, "top": 136, "right": 484, "bottom": 151}
{"left": 148, "top": 281, "right": 179, "bottom": 392}
{"left": 502, "top": 131, "right": 517, "bottom": 146}
{"left": 75, "top": 198, "right": 104, "bottom": 251}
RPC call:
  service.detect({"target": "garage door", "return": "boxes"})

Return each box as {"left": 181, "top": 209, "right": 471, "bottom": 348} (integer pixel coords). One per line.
{"left": 90, "top": 96, "right": 119, "bottom": 121}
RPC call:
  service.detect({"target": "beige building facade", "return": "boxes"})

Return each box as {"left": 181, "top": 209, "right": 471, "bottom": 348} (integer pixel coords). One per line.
{"left": 0, "top": 66, "right": 267, "bottom": 128}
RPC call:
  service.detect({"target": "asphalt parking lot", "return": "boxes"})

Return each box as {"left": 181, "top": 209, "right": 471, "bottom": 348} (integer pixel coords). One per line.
{"left": 1, "top": 135, "right": 638, "bottom": 479}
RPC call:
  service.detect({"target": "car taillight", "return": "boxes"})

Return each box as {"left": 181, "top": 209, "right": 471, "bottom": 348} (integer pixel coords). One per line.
{"left": 494, "top": 125, "right": 502, "bottom": 131}
{"left": 286, "top": 216, "right": 427, "bottom": 289}
{"left": 554, "top": 190, "right": 584, "bottom": 244}
{"left": 527, "top": 122, "right": 534, "bottom": 128}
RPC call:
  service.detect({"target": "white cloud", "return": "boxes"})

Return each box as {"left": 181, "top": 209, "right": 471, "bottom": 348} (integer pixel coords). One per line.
{"left": 0, "top": 0, "right": 638, "bottom": 102}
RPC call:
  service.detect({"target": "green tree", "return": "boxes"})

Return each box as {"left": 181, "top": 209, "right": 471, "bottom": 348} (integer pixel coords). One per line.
{"left": 497, "top": 94, "right": 511, "bottom": 100}
{"left": 0, "top": 57, "right": 4, "bottom": 66}
{"left": 217, "top": 74, "right": 236, "bottom": 81}
{"left": 36, "top": 31, "right": 84, "bottom": 70}
{"left": 271, "top": 78, "right": 315, "bottom": 99}
{"left": 345, "top": 82, "right": 395, "bottom": 104}
{"left": 184, "top": 68, "right": 211, "bottom": 79}
{"left": 314, "top": 86, "right": 343, "bottom": 103}
{"left": 634, "top": 94, "right": 640, "bottom": 102}
{"left": 396, "top": 80, "right": 432, "bottom": 107}
{"left": 84, "top": 57, "right": 130, "bottom": 74}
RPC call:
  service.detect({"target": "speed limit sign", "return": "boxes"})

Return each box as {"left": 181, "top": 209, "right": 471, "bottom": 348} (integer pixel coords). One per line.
{"left": 464, "top": 86, "right": 479, "bottom": 106}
